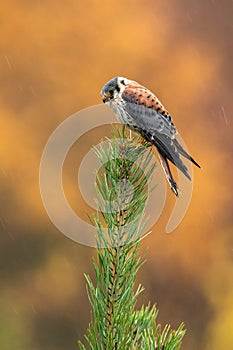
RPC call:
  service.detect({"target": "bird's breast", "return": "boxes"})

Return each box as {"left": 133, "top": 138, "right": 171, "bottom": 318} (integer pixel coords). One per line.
{"left": 110, "top": 99, "right": 136, "bottom": 128}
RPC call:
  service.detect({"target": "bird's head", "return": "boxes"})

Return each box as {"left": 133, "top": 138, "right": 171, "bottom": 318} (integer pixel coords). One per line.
{"left": 101, "top": 76, "right": 129, "bottom": 103}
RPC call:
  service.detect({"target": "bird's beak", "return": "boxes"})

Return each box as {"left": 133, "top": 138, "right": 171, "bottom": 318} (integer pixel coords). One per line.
{"left": 101, "top": 92, "right": 112, "bottom": 103}
{"left": 102, "top": 94, "right": 108, "bottom": 103}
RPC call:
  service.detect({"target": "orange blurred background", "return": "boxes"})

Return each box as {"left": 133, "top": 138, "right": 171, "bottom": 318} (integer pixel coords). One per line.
{"left": 0, "top": 1, "right": 233, "bottom": 349}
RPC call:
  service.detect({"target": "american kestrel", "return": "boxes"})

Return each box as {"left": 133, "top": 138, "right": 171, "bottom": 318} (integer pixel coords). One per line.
{"left": 101, "top": 76, "right": 200, "bottom": 196}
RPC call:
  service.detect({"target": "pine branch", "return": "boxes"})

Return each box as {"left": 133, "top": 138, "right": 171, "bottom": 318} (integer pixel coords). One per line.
{"left": 78, "top": 127, "right": 186, "bottom": 350}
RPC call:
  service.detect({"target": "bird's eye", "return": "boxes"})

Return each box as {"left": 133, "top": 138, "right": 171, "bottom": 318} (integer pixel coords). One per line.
{"left": 120, "top": 79, "right": 125, "bottom": 85}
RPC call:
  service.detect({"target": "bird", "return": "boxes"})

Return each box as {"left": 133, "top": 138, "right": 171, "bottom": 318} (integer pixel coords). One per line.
{"left": 100, "top": 76, "right": 200, "bottom": 196}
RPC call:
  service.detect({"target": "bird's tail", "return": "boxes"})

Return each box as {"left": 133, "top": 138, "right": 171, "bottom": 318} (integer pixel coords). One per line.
{"left": 158, "top": 152, "right": 179, "bottom": 197}
{"left": 147, "top": 131, "right": 200, "bottom": 197}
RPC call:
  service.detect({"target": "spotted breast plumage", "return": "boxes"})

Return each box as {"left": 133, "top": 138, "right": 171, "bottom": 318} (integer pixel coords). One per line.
{"left": 101, "top": 76, "right": 200, "bottom": 196}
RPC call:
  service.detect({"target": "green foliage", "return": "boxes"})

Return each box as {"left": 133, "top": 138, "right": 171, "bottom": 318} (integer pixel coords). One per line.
{"left": 78, "top": 127, "right": 185, "bottom": 350}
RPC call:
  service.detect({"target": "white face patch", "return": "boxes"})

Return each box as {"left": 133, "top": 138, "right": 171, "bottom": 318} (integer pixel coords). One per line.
{"left": 117, "top": 77, "right": 131, "bottom": 94}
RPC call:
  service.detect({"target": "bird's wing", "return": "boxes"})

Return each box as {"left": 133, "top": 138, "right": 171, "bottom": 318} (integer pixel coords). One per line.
{"left": 149, "top": 130, "right": 191, "bottom": 180}
{"left": 121, "top": 84, "right": 177, "bottom": 138}
{"left": 120, "top": 85, "right": 191, "bottom": 180}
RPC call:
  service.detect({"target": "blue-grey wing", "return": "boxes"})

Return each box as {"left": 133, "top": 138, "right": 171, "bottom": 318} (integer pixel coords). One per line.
{"left": 121, "top": 100, "right": 177, "bottom": 139}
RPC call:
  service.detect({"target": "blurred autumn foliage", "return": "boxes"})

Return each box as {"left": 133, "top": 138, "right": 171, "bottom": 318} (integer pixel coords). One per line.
{"left": 0, "top": 1, "right": 233, "bottom": 349}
